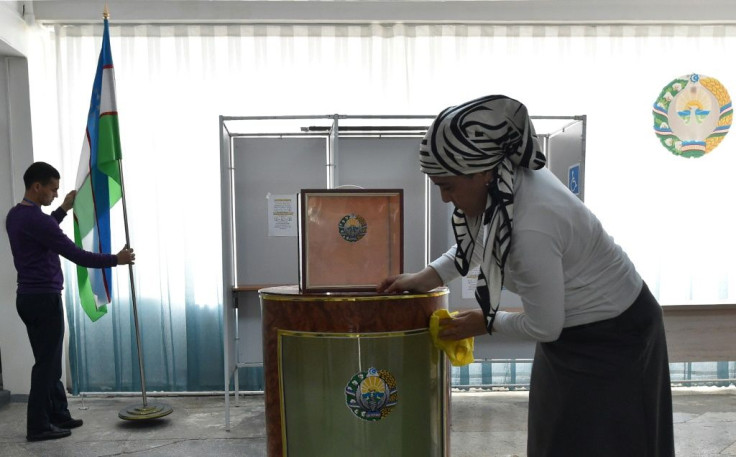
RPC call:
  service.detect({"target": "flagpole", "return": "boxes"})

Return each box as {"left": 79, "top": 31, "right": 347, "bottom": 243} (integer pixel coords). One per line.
{"left": 103, "top": 0, "right": 154, "bottom": 407}
{"left": 115, "top": 148, "right": 172, "bottom": 422}
{"left": 118, "top": 161, "right": 148, "bottom": 405}
{"left": 103, "top": 5, "right": 172, "bottom": 421}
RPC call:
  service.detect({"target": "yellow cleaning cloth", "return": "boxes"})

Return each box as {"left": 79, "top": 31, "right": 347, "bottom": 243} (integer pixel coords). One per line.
{"left": 429, "top": 309, "right": 475, "bottom": 367}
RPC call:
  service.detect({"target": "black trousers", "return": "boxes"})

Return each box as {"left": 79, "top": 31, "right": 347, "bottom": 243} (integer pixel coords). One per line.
{"left": 16, "top": 293, "right": 73, "bottom": 433}
{"left": 528, "top": 283, "right": 675, "bottom": 457}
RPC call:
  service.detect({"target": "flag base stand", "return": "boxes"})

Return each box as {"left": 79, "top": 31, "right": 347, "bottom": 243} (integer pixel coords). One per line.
{"left": 118, "top": 402, "right": 173, "bottom": 421}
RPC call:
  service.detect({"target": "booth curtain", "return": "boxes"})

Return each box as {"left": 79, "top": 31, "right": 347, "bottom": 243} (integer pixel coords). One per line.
{"left": 26, "top": 23, "right": 736, "bottom": 392}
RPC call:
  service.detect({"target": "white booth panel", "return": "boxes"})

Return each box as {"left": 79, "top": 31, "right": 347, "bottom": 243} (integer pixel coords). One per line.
{"left": 338, "top": 137, "right": 429, "bottom": 273}
{"left": 232, "top": 136, "right": 328, "bottom": 365}
{"left": 233, "top": 137, "right": 327, "bottom": 286}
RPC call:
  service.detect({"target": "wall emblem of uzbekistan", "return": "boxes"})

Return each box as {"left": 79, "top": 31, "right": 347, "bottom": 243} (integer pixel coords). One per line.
{"left": 653, "top": 73, "right": 732, "bottom": 158}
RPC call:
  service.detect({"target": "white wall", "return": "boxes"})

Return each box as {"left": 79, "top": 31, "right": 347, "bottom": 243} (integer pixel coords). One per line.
{"left": 0, "top": 2, "right": 29, "bottom": 56}
{"left": 0, "top": 2, "right": 38, "bottom": 396}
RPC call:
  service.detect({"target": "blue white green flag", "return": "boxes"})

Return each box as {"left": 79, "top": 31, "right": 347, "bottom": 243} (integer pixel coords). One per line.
{"left": 73, "top": 17, "right": 123, "bottom": 322}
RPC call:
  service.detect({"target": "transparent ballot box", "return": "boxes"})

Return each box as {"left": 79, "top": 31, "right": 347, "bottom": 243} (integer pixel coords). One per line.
{"left": 298, "top": 189, "right": 403, "bottom": 292}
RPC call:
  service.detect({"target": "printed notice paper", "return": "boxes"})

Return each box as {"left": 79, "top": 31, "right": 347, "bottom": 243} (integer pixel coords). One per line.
{"left": 268, "top": 194, "right": 297, "bottom": 237}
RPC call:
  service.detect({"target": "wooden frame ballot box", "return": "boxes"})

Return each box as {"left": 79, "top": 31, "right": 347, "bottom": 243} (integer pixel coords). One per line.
{"left": 260, "top": 286, "right": 450, "bottom": 457}
{"left": 298, "top": 189, "right": 404, "bottom": 293}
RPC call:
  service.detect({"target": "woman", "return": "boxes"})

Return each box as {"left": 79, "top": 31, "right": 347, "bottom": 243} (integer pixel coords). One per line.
{"left": 378, "top": 95, "right": 675, "bottom": 456}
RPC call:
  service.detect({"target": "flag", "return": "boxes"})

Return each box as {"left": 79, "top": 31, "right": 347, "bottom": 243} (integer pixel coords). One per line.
{"left": 73, "top": 17, "right": 123, "bottom": 322}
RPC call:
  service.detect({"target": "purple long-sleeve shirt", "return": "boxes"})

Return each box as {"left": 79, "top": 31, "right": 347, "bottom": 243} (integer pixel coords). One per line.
{"left": 6, "top": 203, "right": 118, "bottom": 294}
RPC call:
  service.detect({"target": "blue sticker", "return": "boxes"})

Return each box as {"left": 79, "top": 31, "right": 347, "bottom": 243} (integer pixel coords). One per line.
{"left": 568, "top": 164, "right": 580, "bottom": 195}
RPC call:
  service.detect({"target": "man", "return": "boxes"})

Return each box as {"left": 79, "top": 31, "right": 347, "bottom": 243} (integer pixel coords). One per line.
{"left": 5, "top": 161, "right": 135, "bottom": 442}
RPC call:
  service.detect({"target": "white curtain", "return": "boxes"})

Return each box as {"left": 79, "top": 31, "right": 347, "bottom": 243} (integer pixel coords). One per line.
{"left": 25, "top": 22, "right": 736, "bottom": 389}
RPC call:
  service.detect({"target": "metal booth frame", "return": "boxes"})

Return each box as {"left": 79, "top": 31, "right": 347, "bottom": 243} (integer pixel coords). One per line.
{"left": 219, "top": 114, "right": 586, "bottom": 430}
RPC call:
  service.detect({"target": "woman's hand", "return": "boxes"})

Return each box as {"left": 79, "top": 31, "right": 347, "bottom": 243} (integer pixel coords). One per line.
{"left": 438, "top": 309, "right": 487, "bottom": 340}
{"left": 376, "top": 267, "right": 443, "bottom": 294}
{"left": 377, "top": 273, "right": 420, "bottom": 293}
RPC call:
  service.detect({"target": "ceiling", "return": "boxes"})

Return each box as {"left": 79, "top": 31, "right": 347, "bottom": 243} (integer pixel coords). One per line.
{"left": 24, "top": 0, "right": 736, "bottom": 25}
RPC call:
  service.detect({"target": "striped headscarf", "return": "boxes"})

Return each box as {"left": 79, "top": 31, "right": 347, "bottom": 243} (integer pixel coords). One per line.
{"left": 420, "top": 95, "right": 546, "bottom": 334}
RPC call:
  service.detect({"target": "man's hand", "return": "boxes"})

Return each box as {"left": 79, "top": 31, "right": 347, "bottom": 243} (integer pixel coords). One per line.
{"left": 61, "top": 190, "right": 77, "bottom": 212}
{"left": 116, "top": 246, "right": 136, "bottom": 265}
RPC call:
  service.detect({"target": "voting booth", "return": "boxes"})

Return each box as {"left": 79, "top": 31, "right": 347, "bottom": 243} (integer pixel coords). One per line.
{"left": 218, "top": 114, "right": 587, "bottom": 436}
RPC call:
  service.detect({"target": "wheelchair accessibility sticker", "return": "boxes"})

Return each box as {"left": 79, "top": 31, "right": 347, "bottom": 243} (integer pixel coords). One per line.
{"left": 568, "top": 163, "right": 580, "bottom": 196}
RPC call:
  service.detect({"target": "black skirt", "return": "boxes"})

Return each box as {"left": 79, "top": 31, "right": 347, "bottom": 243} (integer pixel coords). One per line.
{"left": 527, "top": 282, "right": 675, "bottom": 457}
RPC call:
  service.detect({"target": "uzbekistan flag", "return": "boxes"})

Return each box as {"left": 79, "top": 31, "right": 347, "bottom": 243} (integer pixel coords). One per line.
{"left": 73, "top": 17, "right": 122, "bottom": 322}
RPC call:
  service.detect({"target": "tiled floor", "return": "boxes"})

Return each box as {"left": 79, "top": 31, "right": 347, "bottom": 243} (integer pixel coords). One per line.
{"left": 0, "top": 387, "right": 734, "bottom": 456}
